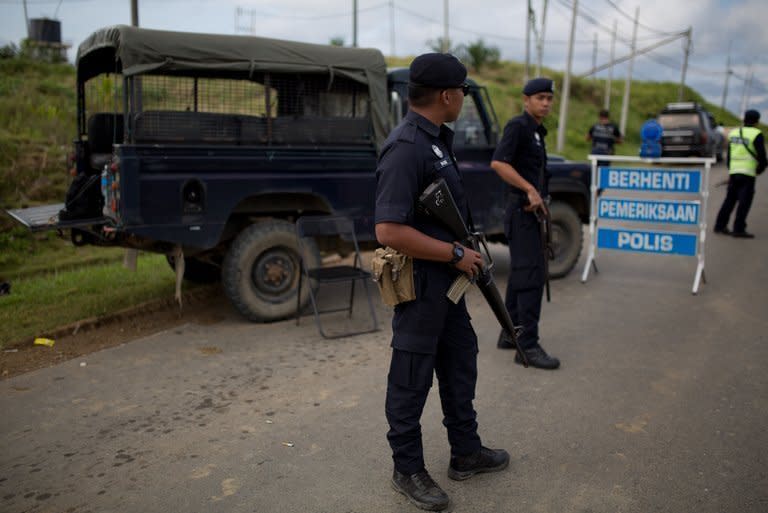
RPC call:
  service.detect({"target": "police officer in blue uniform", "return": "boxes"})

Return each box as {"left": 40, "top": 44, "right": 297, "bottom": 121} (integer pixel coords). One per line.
{"left": 375, "top": 53, "right": 510, "bottom": 511}
{"left": 491, "top": 77, "right": 561, "bottom": 370}
{"left": 587, "top": 109, "right": 623, "bottom": 168}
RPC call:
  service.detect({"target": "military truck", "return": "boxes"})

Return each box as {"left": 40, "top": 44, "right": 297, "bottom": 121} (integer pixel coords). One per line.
{"left": 6, "top": 25, "right": 590, "bottom": 322}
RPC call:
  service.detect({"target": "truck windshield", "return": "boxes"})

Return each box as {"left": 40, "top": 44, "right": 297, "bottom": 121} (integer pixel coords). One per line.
{"left": 658, "top": 113, "right": 699, "bottom": 129}
{"left": 451, "top": 94, "right": 489, "bottom": 147}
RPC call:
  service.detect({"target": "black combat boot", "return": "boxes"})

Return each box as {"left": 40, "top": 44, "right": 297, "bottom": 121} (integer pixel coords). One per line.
{"left": 447, "top": 446, "right": 510, "bottom": 481}
{"left": 391, "top": 469, "right": 450, "bottom": 511}
{"left": 514, "top": 345, "right": 560, "bottom": 369}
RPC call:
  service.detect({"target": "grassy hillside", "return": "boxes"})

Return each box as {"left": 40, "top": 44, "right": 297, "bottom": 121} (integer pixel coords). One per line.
{"left": 0, "top": 56, "right": 754, "bottom": 274}
{"left": 387, "top": 56, "right": 747, "bottom": 160}
{"left": 0, "top": 55, "right": 758, "bottom": 344}
{"left": 471, "top": 61, "right": 745, "bottom": 160}
{"left": 0, "top": 58, "right": 76, "bottom": 210}
{"left": 0, "top": 58, "right": 78, "bottom": 273}
{"left": 0, "top": 56, "right": 751, "bottom": 212}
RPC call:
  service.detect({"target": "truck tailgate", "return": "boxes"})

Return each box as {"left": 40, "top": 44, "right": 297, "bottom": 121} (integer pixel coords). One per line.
{"left": 5, "top": 204, "right": 106, "bottom": 232}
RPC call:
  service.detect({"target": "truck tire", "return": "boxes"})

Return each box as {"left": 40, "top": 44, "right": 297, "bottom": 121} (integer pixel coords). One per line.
{"left": 166, "top": 255, "right": 221, "bottom": 284}
{"left": 548, "top": 201, "right": 583, "bottom": 279}
{"left": 222, "top": 219, "right": 320, "bottom": 322}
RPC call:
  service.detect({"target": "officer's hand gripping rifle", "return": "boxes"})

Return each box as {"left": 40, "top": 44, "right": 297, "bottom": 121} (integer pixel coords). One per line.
{"left": 419, "top": 178, "right": 529, "bottom": 367}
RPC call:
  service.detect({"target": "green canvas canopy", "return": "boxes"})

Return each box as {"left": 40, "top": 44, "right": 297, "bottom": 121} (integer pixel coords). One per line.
{"left": 77, "top": 25, "right": 390, "bottom": 147}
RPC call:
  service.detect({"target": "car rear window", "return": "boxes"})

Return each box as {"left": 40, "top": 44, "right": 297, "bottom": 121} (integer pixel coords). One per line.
{"left": 658, "top": 113, "right": 700, "bottom": 129}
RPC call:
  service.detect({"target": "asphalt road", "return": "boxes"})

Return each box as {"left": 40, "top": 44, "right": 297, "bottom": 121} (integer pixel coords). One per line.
{"left": 1, "top": 163, "right": 766, "bottom": 513}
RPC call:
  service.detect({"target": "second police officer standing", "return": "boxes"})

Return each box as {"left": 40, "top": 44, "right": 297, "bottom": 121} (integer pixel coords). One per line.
{"left": 375, "top": 53, "right": 510, "bottom": 511}
{"left": 491, "top": 77, "right": 561, "bottom": 370}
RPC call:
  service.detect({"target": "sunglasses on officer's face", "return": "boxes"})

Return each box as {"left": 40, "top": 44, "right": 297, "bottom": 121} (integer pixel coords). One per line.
{"left": 444, "top": 84, "right": 470, "bottom": 97}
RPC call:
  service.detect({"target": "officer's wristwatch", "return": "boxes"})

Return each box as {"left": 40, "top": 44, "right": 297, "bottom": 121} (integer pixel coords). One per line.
{"left": 449, "top": 243, "right": 464, "bottom": 265}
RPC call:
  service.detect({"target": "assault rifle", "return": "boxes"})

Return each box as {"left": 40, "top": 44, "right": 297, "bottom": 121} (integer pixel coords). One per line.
{"left": 534, "top": 206, "right": 553, "bottom": 303}
{"left": 419, "top": 178, "right": 529, "bottom": 367}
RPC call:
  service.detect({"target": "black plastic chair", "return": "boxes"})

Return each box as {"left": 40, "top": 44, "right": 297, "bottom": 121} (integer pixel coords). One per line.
{"left": 295, "top": 215, "right": 378, "bottom": 339}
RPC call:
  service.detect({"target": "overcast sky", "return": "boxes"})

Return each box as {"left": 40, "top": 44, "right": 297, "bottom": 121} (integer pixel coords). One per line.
{"left": 1, "top": 0, "right": 766, "bottom": 117}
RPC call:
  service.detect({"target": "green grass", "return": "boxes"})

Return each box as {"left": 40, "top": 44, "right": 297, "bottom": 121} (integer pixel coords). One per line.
{"left": 0, "top": 58, "right": 76, "bottom": 210}
{"left": 0, "top": 254, "right": 180, "bottom": 346}
{"left": 0, "top": 224, "right": 127, "bottom": 279}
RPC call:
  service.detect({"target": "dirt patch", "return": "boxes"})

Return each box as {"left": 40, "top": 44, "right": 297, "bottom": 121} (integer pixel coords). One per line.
{"left": 1, "top": 285, "right": 231, "bottom": 380}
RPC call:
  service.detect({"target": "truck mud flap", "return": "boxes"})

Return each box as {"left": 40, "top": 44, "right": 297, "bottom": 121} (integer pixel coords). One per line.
{"left": 4, "top": 203, "right": 107, "bottom": 232}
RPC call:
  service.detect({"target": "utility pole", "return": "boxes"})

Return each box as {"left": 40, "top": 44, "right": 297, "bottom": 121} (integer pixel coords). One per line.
{"left": 352, "top": 0, "right": 358, "bottom": 47}
{"left": 678, "top": 27, "right": 692, "bottom": 101}
{"left": 524, "top": 0, "right": 531, "bottom": 83}
{"left": 591, "top": 33, "right": 598, "bottom": 81}
{"left": 442, "top": 0, "right": 449, "bottom": 52}
{"left": 745, "top": 71, "right": 754, "bottom": 107}
{"left": 535, "top": 0, "right": 548, "bottom": 77}
{"left": 131, "top": 0, "right": 139, "bottom": 27}
{"left": 619, "top": 7, "right": 638, "bottom": 138}
{"left": 389, "top": 0, "right": 395, "bottom": 56}
{"left": 740, "top": 66, "right": 753, "bottom": 115}
{"left": 604, "top": 19, "right": 616, "bottom": 110}
{"left": 720, "top": 41, "right": 731, "bottom": 111}
{"left": 556, "top": 0, "right": 578, "bottom": 153}
{"left": 22, "top": 0, "right": 30, "bottom": 36}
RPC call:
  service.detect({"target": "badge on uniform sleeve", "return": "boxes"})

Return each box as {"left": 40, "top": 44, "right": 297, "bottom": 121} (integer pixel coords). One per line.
{"left": 534, "top": 132, "right": 541, "bottom": 145}
{"left": 431, "top": 144, "right": 443, "bottom": 158}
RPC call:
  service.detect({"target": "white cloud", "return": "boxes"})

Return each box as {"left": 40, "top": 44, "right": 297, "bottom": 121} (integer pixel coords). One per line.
{"left": 0, "top": 0, "right": 766, "bottom": 115}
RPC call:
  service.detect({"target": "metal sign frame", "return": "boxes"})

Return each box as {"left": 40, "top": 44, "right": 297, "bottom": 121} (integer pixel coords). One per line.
{"left": 581, "top": 155, "right": 714, "bottom": 294}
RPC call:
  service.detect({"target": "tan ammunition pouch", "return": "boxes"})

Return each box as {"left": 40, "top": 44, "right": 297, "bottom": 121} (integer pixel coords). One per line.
{"left": 371, "top": 247, "right": 415, "bottom": 306}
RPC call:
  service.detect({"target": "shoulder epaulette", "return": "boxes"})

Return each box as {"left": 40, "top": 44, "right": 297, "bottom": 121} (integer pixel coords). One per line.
{"left": 396, "top": 121, "right": 418, "bottom": 143}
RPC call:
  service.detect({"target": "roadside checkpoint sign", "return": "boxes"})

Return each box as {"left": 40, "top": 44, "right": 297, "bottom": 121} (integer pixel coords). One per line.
{"left": 597, "top": 227, "right": 698, "bottom": 256}
{"left": 599, "top": 167, "right": 701, "bottom": 193}
{"left": 581, "top": 156, "right": 715, "bottom": 294}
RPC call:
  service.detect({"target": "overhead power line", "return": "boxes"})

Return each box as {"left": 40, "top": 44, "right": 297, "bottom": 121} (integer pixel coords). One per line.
{"left": 236, "top": 2, "right": 388, "bottom": 22}
{"left": 556, "top": 0, "right": 684, "bottom": 48}
{"left": 602, "top": 0, "right": 681, "bottom": 36}
{"left": 394, "top": 4, "right": 594, "bottom": 45}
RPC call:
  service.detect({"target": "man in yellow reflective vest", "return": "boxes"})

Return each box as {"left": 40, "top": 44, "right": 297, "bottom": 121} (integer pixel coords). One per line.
{"left": 714, "top": 109, "right": 767, "bottom": 238}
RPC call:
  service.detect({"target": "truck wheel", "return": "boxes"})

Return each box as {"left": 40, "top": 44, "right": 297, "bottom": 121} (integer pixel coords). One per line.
{"left": 222, "top": 219, "right": 320, "bottom": 322}
{"left": 548, "top": 201, "right": 583, "bottom": 279}
{"left": 166, "top": 255, "right": 221, "bottom": 283}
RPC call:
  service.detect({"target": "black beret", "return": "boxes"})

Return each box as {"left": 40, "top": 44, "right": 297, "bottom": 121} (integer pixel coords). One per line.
{"left": 523, "top": 77, "right": 555, "bottom": 96}
{"left": 744, "top": 109, "right": 760, "bottom": 124}
{"left": 409, "top": 53, "right": 467, "bottom": 88}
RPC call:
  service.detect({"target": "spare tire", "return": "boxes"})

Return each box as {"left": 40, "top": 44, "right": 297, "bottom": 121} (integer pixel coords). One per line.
{"left": 222, "top": 219, "right": 320, "bottom": 322}
{"left": 548, "top": 201, "right": 583, "bottom": 279}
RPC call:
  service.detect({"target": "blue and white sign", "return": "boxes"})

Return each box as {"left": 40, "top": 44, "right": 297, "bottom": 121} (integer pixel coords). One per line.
{"left": 597, "top": 198, "right": 700, "bottom": 225}
{"left": 599, "top": 167, "right": 701, "bottom": 193}
{"left": 597, "top": 227, "right": 698, "bottom": 256}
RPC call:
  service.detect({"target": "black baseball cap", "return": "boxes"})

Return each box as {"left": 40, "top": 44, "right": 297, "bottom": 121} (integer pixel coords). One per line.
{"left": 409, "top": 53, "right": 467, "bottom": 89}
{"left": 744, "top": 109, "right": 760, "bottom": 124}
{"left": 523, "top": 77, "right": 555, "bottom": 96}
